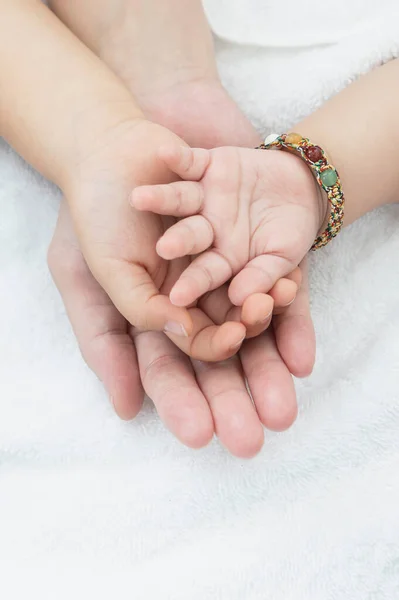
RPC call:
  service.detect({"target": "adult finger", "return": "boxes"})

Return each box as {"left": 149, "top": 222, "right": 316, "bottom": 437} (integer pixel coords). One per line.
{"left": 48, "top": 201, "right": 143, "bottom": 420}
{"left": 240, "top": 331, "right": 298, "bottom": 432}
{"left": 273, "top": 258, "right": 316, "bottom": 378}
{"left": 133, "top": 329, "right": 214, "bottom": 449}
{"left": 166, "top": 307, "right": 246, "bottom": 362}
{"left": 94, "top": 257, "right": 193, "bottom": 337}
{"left": 192, "top": 357, "right": 265, "bottom": 458}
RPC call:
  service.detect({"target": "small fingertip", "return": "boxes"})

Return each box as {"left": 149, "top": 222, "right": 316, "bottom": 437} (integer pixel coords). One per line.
{"left": 162, "top": 305, "right": 193, "bottom": 338}
{"left": 270, "top": 278, "right": 298, "bottom": 309}
{"left": 130, "top": 190, "right": 140, "bottom": 208}
{"left": 169, "top": 283, "right": 193, "bottom": 308}
{"left": 155, "top": 238, "right": 168, "bottom": 259}
{"left": 130, "top": 187, "right": 149, "bottom": 210}
{"left": 241, "top": 293, "right": 274, "bottom": 327}
{"left": 164, "top": 321, "right": 189, "bottom": 337}
{"left": 156, "top": 237, "right": 186, "bottom": 261}
{"left": 163, "top": 314, "right": 193, "bottom": 338}
{"left": 282, "top": 296, "right": 296, "bottom": 308}
{"left": 227, "top": 288, "right": 244, "bottom": 308}
{"left": 218, "top": 322, "right": 246, "bottom": 353}
{"left": 230, "top": 335, "right": 246, "bottom": 351}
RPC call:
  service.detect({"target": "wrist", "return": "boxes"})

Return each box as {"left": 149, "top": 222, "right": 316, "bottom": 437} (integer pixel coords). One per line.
{"left": 315, "top": 183, "right": 330, "bottom": 236}
{"left": 0, "top": 0, "right": 145, "bottom": 192}
{"left": 295, "top": 154, "right": 329, "bottom": 239}
{"left": 57, "top": 103, "right": 145, "bottom": 193}
{"left": 264, "top": 131, "right": 344, "bottom": 248}
{"left": 61, "top": 117, "right": 186, "bottom": 208}
{"left": 271, "top": 145, "right": 329, "bottom": 241}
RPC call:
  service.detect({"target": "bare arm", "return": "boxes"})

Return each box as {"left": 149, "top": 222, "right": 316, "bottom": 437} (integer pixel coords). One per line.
{"left": 0, "top": 0, "right": 143, "bottom": 188}
{"left": 296, "top": 58, "right": 399, "bottom": 226}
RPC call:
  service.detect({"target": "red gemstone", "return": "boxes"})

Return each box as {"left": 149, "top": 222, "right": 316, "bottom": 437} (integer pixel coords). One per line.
{"left": 305, "top": 145, "right": 323, "bottom": 163}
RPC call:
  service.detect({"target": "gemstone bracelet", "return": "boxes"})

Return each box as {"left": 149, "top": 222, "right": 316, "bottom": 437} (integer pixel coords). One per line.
{"left": 258, "top": 132, "right": 345, "bottom": 250}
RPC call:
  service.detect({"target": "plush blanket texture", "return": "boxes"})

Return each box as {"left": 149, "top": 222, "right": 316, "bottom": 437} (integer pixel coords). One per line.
{"left": 1, "top": 1, "right": 399, "bottom": 597}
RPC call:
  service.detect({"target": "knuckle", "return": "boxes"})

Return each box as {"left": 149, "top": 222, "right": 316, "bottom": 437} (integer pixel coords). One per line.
{"left": 128, "top": 284, "right": 155, "bottom": 331}
{"left": 198, "top": 262, "right": 214, "bottom": 290}
{"left": 195, "top": 183, "right": 205, "bottom": 210}
{"left": 182, "top": 147, "right": 194, "bottom": 173}
{"left": 142, "top": 352, "right": 182, "bottom": 385}
{"left": 248, "top": 263, "right": 273, "bottom": 288}
{"left": 202, "top": 216, "right": 214, "bottom": 243}
{"left": 172, "top": 184, "right": 183, "bottom": 214}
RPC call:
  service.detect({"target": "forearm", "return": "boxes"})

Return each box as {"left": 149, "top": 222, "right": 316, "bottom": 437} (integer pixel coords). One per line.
{"left": 295, "top": 58, "right": 399, "bottom": 226}
{"left": 0, "top": 0, "right": 143, "bottom": 188}
{"left": 49, "top": 0, "right": 218, "bottom": 92}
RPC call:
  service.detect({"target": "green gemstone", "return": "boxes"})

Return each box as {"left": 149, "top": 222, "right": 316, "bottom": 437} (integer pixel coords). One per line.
{"left": 320, "top": 168, "right": 338, "bottom": 187}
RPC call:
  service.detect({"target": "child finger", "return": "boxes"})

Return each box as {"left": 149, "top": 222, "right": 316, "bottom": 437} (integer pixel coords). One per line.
{"left": 269, "top": 278, "right": 298, "bottom": 312}
{"left": 169, "top": 250, "right": 233, "bottom": 307}
{"left": 240, "top": 293, "right": 274, "bottom": 338}
{"left": 95, "top": 259, "right": 193, "bottom": 336}
{"left": 198, "top": 286, "right": 244, "bottom": 329}
{"left": 159, "top": 145, "right": 210, "bottom": 181}
{"left": 164, "top": 307, "right": 246, "bottom": 362}
{"left": 131, "top": 181, "right": 204, "bottom": 217}
{"left": 198, "top": 288, "right": 273, "bottom": 340}
{"left": 156, "top": 215, "right": 214, "bottom": 260}
{"left": 285, "top": 266, "right": 303, "bottom": 288}
{"left": 228, "top": 254, "right": 292, "bottom": 307}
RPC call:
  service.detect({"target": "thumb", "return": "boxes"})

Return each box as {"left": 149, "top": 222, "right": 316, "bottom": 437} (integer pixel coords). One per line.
{"left": 94, "top": 258, "right": 193, "bottom": 337}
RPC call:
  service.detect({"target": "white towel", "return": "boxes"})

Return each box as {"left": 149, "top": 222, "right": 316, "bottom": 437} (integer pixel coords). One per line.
{"left": 203, "top": 0, "right": 399, "bottom": 47}
{"left": 1, "top": 2, "right": 399, "bottom": 598}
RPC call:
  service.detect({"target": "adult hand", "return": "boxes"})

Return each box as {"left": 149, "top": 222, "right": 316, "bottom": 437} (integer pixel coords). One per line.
{"left": 48, "top": 0, "right": 316, "bottom": 456}
{"left": 49, "top": 198, "right": 315, "bottom": 457}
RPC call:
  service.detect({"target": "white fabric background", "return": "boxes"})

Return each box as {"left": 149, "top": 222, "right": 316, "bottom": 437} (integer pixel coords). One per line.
{"left": 1, "top": 1, "right": 399, "bottom": 598}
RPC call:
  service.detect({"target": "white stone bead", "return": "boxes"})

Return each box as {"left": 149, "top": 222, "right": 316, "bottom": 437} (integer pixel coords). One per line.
{"left": 264, "top": 133, "right": 280, "bottom": 145}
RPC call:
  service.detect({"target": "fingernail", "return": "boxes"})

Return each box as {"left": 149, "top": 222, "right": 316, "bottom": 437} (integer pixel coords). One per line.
{"left": 230, "top": 335, "right": 246, "bottom": 350}
{"left": 164, "top": 321, "right": 189, "bottom": 337}
{"left": 259, "top": 311, "right": 273, "bottom": 324}
{"left": 282, "top": 298, "right": 295, "bottom": 307}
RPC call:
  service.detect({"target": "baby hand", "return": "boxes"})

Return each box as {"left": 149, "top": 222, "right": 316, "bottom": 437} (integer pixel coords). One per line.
{"left": 66, "top": 117, "right": 272, "bottom": 361}
{"left": 131, "top": 144, "right": 325, "bottom": 307}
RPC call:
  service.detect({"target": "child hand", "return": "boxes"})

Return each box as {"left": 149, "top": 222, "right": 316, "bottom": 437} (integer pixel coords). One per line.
{"left": 66, "top": 118, "right": 268, "bottom": 361}
{"left": 131, "top": 144, "right": 325, "bottom": 307}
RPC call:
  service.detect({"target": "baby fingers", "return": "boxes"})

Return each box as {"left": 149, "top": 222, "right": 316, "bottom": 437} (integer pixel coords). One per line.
{"left": 240, "top": 293, "right": 274, "bottom": 336}
{"left": 158, "top": 145, "right": 210, "bottom": 181}
{"left": 169, "top": 250, "right": 233, "bottom": 307}
{"left": 269, "top": 275, "right": 299, "bottom": 313}
{"left": 156, "top": 215, "right": 214, "bottom": 260}
{"left": 228, "top": 254, "right": 293, "bottom": 306}
{"left": 164, "top": 307, "right": 246, "bottom": 362}
{"left": 131, "top": 181, "right": 204, "bottom": 217}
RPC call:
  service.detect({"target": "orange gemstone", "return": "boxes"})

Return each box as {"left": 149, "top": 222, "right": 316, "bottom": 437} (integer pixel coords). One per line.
{"left": 285, "top": 133, "right": 303, "bottom": 145}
